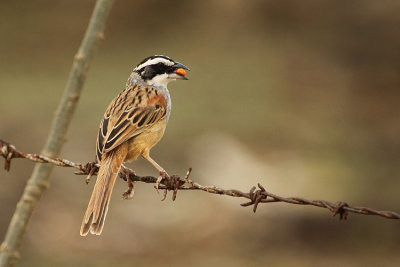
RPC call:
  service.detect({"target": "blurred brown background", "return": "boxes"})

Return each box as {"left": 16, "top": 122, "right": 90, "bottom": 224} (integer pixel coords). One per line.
{"left": 1, "top": 0, "right": 400, "bottom": 266}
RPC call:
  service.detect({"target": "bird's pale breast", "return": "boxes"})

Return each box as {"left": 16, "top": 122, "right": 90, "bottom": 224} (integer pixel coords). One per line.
{"left": 125, "top": 118, "right": 167, "bottom": 162}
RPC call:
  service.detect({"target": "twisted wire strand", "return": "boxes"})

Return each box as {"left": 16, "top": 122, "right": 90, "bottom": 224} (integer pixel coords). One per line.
{"left": 1, "top": 139, "right": 399, "bottom": 220}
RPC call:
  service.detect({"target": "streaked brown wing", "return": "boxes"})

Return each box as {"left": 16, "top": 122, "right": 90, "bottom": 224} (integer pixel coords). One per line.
{"left": 96, "top": 85, "right": 167, "bottom": 162}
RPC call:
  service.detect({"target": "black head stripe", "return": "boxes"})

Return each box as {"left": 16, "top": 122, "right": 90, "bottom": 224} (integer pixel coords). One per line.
{"left": 135, "top": 55, "right": 176, "bottom": 80}
{"left": 139, "top": 62, "right": 173, "bottom": 80}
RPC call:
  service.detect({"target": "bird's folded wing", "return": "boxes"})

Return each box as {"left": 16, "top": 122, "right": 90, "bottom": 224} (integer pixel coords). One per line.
{"left": 96, "top": 86, "right": 167, "bottom": 161}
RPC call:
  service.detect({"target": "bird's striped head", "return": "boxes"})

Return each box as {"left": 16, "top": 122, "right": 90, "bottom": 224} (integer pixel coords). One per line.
{"left": 134, "top": 55, "right": 189, "bottom": 87}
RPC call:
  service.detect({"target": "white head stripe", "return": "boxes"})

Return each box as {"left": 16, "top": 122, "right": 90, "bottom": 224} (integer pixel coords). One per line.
{"left": 135, "top": 57, "right": 174, "bottom": 71}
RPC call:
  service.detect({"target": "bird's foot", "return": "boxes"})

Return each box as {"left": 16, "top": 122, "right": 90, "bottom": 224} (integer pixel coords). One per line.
{"left": 122, "top": 166, "right": 136, "bottom": 200}
{"left": 155, "top": 171, "right": 169, "bottom": 194}
{"left": 84, "top": 162, "right": 98, "bottom": 184}
{"left": 122, "top": 182, "right": 136, "bottom": 200}
{"left": 160, "top": 175, "right": 185, "bottom": 201}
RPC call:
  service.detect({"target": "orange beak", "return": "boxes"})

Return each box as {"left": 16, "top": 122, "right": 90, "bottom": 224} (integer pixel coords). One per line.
{"left": 175, "top": 68, "right": 186, "bottom": 77}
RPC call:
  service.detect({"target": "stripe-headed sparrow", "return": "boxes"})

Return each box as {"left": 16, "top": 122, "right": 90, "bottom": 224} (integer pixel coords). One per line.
{"left": 80, "top": 55, "right": 189, "bottom": 236}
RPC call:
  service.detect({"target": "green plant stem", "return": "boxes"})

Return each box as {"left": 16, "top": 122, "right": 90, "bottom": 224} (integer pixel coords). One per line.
{"left": 0, "top": 0, "right": 115, "bottom": 266}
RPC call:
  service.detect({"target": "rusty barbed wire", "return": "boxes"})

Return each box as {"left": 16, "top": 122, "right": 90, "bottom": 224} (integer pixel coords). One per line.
{"left": 1, "top": 139, "right": 399, "bottom": 220}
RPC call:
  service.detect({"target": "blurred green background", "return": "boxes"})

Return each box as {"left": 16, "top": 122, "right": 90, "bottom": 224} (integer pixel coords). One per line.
{"left": 1, "top": 0, "right": 400, "bottom": 266}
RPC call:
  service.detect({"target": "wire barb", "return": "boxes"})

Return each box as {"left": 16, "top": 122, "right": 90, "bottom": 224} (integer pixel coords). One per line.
{"left": 240, "top": 184, "right": 268, "bottom": 213}
{"left": 1, "top": 139, "right": 399, "bottom": 221}
{"left": 0, "top": 140, "right": 16, "bottom": 171}
{"left": 332, "top": 202, "right": 349, "bottom": 220}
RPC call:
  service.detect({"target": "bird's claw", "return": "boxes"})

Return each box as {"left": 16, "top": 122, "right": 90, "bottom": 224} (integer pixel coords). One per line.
{"left": 122, "top": 182, "right": 136, "bottom": 200}
{"left": 84, "top": 162, "right": 98, "bottom": 184}
{"left": 155, "top": 171, "right": 169, "bottom": 194}
{"left": 122, "top": 167, "right": 136, "bottom": 200}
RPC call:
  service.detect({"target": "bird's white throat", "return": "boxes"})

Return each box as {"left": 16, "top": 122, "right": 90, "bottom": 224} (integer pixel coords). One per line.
{"left": 147, "top": 73, "right": 174, "bottom": 87}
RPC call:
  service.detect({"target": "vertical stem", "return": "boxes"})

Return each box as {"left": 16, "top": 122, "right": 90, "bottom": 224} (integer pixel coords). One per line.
{"left": 0, "top": 0, "right": 115, "bottom": 266}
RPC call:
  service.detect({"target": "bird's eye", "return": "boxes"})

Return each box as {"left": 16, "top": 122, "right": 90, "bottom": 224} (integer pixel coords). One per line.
{"left": 157, "top": 63, "right": 163, "bottom": 67}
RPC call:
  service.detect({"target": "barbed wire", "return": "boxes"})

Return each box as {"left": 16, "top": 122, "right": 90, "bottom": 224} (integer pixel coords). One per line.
{"left": 1, "top": 139, "right": 399, "bottom": 220}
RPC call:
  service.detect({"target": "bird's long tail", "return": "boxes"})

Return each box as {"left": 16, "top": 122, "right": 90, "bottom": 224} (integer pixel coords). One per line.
{"left": 80, "top": 145, "right": 127, "bottom": 236}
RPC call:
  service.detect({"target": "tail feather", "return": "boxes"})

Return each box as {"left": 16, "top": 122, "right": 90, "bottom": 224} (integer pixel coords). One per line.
{"left": 80, "top": 146, "right": 127, "bottom": 236}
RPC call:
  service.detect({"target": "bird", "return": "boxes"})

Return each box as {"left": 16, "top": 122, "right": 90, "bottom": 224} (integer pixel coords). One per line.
{"left": 80, "top": 55, "right": 189, "bottom": 236}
